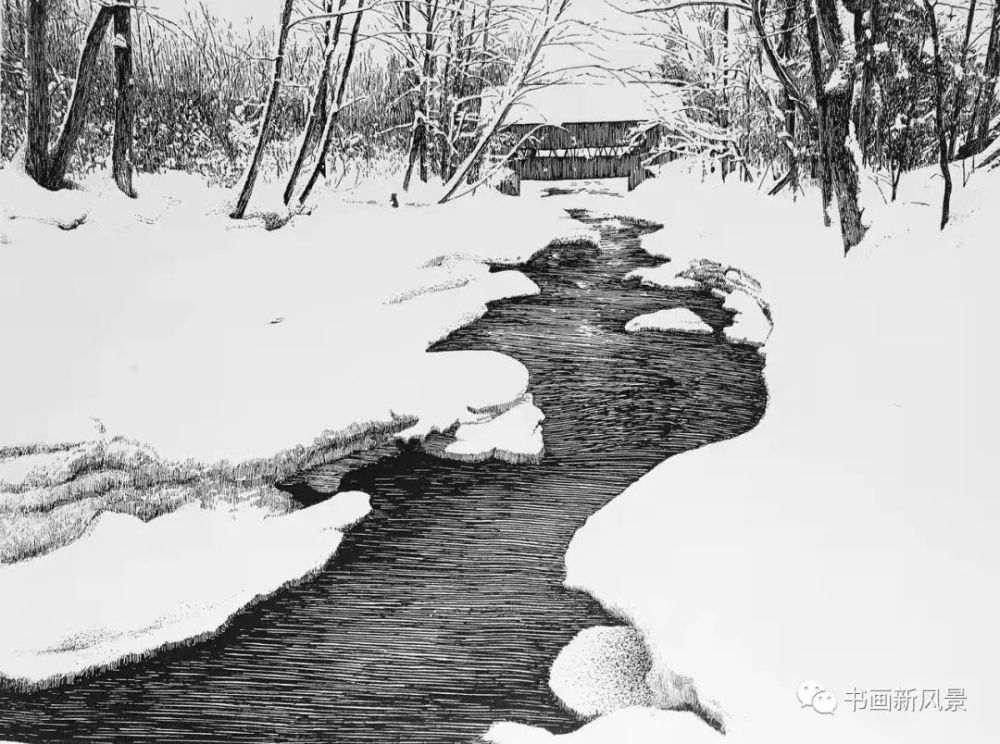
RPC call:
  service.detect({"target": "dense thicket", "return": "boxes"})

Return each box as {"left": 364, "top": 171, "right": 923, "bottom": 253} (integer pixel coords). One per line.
{"left": 2, "top": 0, "right": 999, "bottom": 245}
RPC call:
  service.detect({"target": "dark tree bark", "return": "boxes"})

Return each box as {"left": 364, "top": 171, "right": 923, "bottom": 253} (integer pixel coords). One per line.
{"left": 47, "top": 6, "right": 114, "bottom": 188}
{"left": 230, "top": 0, "right": 296, "bottom": 219}
{"left": 23, "top": 0, "right": 51, "bottom": 184}
{"left": 814, "top": 0, "right": 867, "bottom": 252}
{"left": 804, "top": 0, "right": 832, "bottom": 226}
{"left": 969, "top": 0, "right": 1000, "bottom": 152}
{"left": 403, "top": 0, "right": 439, "bottom": 190}
{"left": 283, "top": 0, "right": 347, "bottom": 205}
{"left": 751, "top": 0, "right": 814, "bottom": 129}
{"left": 852, "top": 0, "right": 874, "bottom": 164}
{"left": 924, "top": 0, "right": 952, "bottom": 228}
{"left": 298, "top": 0, "right": 366, "bottom": 206}
{"left": 720, "top": 7, "right": 731, "bottom": 181}
{"left": 112, "top": 3, "right": 137, "bottom": 198}
{"left": 777, "top": 0, "right": 799, "bottom": 186}
{"left": 948, "top": 0, "right": 977, "bottom": 158}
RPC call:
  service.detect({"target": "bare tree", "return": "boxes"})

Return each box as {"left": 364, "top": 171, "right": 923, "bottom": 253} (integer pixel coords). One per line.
{"left": 22, "top": 0, "right": 135, "bottom": 196}
{"left": 948, "top": 0, "right": 977, "bottom": 159}
{"left": 283, "top": 0, "right": 347, "bottom": 205}
{"left": 967, "top": 0, "right": 1000, "bottom": 154}
{"left": 22, "top": 0, "right": 51, "bottom": 185}
{"left": 230, "top": 0, "right": 297, "bottom": 219}
{"left": 813, "top": 0, "right": 866, "bottom": 252}
{"left": 297, "top": 0, "right": 367, "bottom": 205}
{"left": 803, "top": 0, "right": 832, "bottom": 224}
{"left": 438, "top": 0, "right": 574, "bottom": 203}
{"left": 924, "top": 0, "right": 951, "bottom": 228}
{"left": 112, "top": 2, "right": 137, "bottom": 197}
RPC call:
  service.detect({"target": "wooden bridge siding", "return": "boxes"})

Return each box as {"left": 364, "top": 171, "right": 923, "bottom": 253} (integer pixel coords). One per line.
{"left": 512, "top": 153, "right": 642, "bottom": 181}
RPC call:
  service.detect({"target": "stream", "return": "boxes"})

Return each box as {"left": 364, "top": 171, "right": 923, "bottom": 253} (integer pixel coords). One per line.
{"left": 0, "top": 209, "right": 767, "bottom": 743}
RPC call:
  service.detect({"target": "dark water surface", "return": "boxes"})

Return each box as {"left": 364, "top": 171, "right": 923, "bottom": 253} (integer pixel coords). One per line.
{"left": 0, "top": 213, "right": 767, "bottom": 743}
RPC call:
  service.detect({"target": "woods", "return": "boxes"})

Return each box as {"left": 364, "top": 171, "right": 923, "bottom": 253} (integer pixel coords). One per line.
{"left": 642, "top": 0, "right": 1000, "bottom": 250}
{"left": 3, "top": 0, "right": 1000, "bottom": 247}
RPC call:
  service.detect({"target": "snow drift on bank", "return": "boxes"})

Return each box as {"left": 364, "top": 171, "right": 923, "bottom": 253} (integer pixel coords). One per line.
{"left": 497, "top": 160, "right": 998, "bottom": 744}
{"left": 0, "top": 491, "right": 369, "bottom": 688}
{"left": 0, "top": 166, "right": 595, "bottom": 685}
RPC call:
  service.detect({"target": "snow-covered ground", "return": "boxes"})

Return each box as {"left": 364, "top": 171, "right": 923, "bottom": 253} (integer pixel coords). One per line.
{"left": 0, "top": 167, "right": 593, "bottom": 685}
{"left": 2, "top": 148, "right": 997, "bottom": 744}
{"left": 492, "top": 160, "right": 997, "bottom": 742}
{"left": 0, "top": 490, "right": 369, "bottom": 688}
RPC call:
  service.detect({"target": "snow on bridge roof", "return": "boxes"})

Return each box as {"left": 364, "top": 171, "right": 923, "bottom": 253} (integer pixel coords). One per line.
{"left": 484, "top": 82, "right": 683, "bottom": 126}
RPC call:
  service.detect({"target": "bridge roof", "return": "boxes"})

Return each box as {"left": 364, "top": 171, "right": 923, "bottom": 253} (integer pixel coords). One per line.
{"left": 484, "top": 82, "right": 682, "bottom": 126}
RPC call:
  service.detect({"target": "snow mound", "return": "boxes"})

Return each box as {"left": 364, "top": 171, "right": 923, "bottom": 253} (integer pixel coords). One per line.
{"left": 624, "top": 265, "right": 703, "bottom": 290}
{"left": 549, "top": 626, "right": 654, "bottom": 718}
{"left": 0, "top": 418, "right": 407, "bottom": 564}
{"left": 558, "top": 158, "right": 998, "bottom": 743}
{"left": 422, "top": 395, "right": 545, "bottom": 464}
{"left": 624, "top": 256, "right": 772, "bottom": 349}
{"left": 720, "top": 289, "right": 772, "bottom": 348}
{"left": 484, "top": 708, "right": 724, "bottom": 744}
{"left": 0, "top": 491, "right": 370, "bottom": 689}
{"left": 625, "top": 308, "right": 713, "bottom": 335}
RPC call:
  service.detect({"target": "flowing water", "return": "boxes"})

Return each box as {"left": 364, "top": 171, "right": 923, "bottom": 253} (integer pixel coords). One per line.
{"left": 0, "top": 210, "right": 767, "bottom": 743}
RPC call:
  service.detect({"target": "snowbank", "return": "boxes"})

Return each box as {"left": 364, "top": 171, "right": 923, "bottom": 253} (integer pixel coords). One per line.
{"left": 0, "top": 166, "right": 593, "bottom": 683}
{"left": 546, "top": 161, "right": 998, "bottom": 742}
{"left": 0, "top": 167, "right": 591, "bottom": 464}
{"left": 624, "top": 308, "right": 713, "bottom": 335}
{"left": 418, "top": 394, "right": 545, "bottom": 464}
{"left": 485, "top": 708, "right": 725, "bottom": 744}
{"left": 627, "top": 258, "right": 773, "bottom": 347}
{"left": 549, "top": 626, "right": 654, "bottom": 717}
{"left": 0, "top": 491, "right": 369, "bottom": 688}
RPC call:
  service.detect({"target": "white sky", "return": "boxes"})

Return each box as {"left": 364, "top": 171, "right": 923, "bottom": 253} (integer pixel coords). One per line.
{"left": 160, "top": 0, "right": 667, "bottom": 73}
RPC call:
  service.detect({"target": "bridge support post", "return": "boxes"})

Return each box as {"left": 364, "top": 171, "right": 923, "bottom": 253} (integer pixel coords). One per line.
{"left": 627, "top": 159, "right": 646, "bottom": 192}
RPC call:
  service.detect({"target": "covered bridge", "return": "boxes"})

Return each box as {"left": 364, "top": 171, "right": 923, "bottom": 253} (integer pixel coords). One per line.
{"left": 486, "top": 82, "right": 682, "bottom": 194}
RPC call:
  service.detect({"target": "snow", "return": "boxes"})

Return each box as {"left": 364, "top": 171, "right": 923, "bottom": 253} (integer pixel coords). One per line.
{"left": 625, "top": 308, "right": 713, "bottom": 335}
{"left": 0, "top": 167, "right": 587, "bottom": 465}
{"left": 482, "top": 82, "right": 683, "bottom": 126}
{"left": 625, "top": 264, "right": 702, "bottom": 290}
{"left": 3, "top": 141, "right": 997, "bottom": 743}
{"left": 0, "top": 491, "right": 370, "bottom": 687}
{"left": 486, "top": 708, "right": 725, "bottom": 744}
{"left": 548, "top": 626, "right": 655, "bottom": 717}
{"left": 720, "top": 289, "right": 772, "bottom": 347}
{"left": 538, "top": 158, "right": 999, "bottom": 743}
{"left": 0, "top": 165, "right": 594, "bottom": 682}
{"left": 427, "top": 394, "right": 546, "bottom": 464}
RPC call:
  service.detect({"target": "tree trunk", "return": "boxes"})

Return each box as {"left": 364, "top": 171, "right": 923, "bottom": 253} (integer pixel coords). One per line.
{"left": 720, "top": 7, "right": 731, "bottom": 181}
{"left": 976, "top": 0, "right": 1000, "bottom": 147}
{"left": 814, "top": 0, "right": 866, "bottom": 252}
{"left": 804, "top": 0, "right": 832, "bottom": 225}
{"left": 948, "top": 0, "right": 977, "bottom": 158}
{"left": 298, "top": 0, "right": 366, "bottom": 206}
{"left": 47, "top": 6, "right": 114, "bottom": 188}
{"left": 777, "top": 0, "right": 798, "bottom": 185}
{"left": 925, "top": 0, "right": 952, "bottom": 228}
{"left": 852, "top": 0, "right": 874, "bottom": 165}
{"left": 967, "top": 0, "right": 1000, "bottom": 154}
{"left": 230, "top": 0, "right": 296, "bottom": 219}
{"left": 112, "top": 3, "right": 137, "bottom": 198}
{"left": 439, "top": 0, "right": 571, "bottom": 203}
{"left": 751, "top": 0, "right": 814, "bottom": 130}
{"left": 283, "top": 0, "right": 346, "bottom": 205}
{"left": 23, "top": 0, "right": 51, "bottom": 185}
{"left": 403, "top": 0, "right": 438, "bottom": 189}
